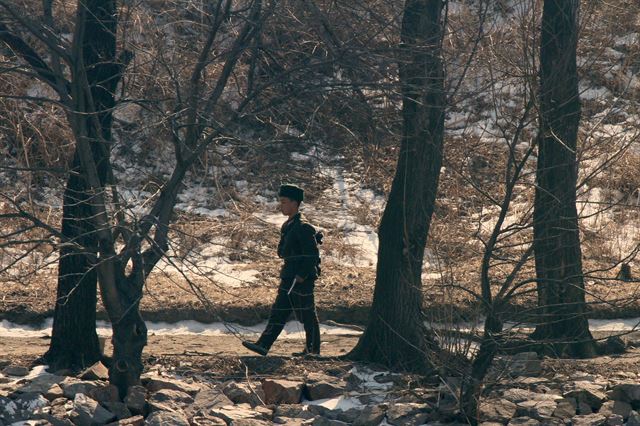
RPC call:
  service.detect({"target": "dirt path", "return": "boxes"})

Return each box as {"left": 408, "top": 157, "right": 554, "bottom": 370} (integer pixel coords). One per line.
{"left": 0, "top": 334, "right": 361, "bottom": 367}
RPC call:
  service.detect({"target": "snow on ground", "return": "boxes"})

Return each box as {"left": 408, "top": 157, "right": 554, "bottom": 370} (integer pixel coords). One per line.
{"left": 0, "top": 318, "right": 363, "bottom": 339}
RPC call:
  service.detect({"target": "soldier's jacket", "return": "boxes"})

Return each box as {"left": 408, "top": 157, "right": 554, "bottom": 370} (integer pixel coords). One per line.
{"left": 278, "top": 213, "right": 320, "bottom": 281}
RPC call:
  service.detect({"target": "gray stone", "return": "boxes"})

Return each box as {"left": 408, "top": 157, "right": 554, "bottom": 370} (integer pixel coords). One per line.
{"left": 599, "top": 400, "right": 631, "bottom": 420}
{"left": 209, "top": 403, "right": 269, "bottom": 423}
{"left": 571, "top": 413, "right": 607, "bottom": 426}
{"left": 125, "top": 385, "right": 147, "bottom": 415}
{"left": 222, "top": 381, "right": 265, "bottom": 406}
{"left": 578, "top": 401, "right": 593, "bottom": 415}
{"left": 105, "top": 415, "right": 145, "bottom": 426}
{"left": 150, "top": 388, "right": 193, "bottom": 405}
{"left": 45, "top": 384, "right": 65, "bottom": 401}
{"left": 311, "top": 417, "right": 349, "bottom": 426}
{"left": 187, "top": 388, "right": 234, "bottom": 417}
{"left": 386, "top": 403, "right": 431, "bottom": 425}
{"left": 508, "top": 352, "right": 542, "bottom": 377}
{"left": 479, "top": 398, "right": 517, "bottom": 422}
{"left": 563, "top": 384, "right": 605, "bottom": 411}
{"left": 516, "top": 399, "right": 557, "bottom": 419}
{"left": 104, "top": 401, "right": 132, "bottom": 420}
{"left": 607, "top": 383, "right": 640, "bottom": 403}
{"left": 628, "top": 410, "right": 640, "bottom": 426}
{"left": 61, "top": 379, "right": 100, "bottom": 400}
{"left": 143, "top": 376, "right": 202, "bottom": 395}
{"left": 305, "top": 381, "right": 344, "bottom": 401}
{"left": 231, "top": 420, "right": 271, "bottom": 426}
{"left": 353, "top": 405, "right": 386, "bottom": 426}
{"left": 3, "top": 365, "right": 29, "bottom": 377}
{"left": 144, "top": 411, "right": 190, "bottom": 426}
{"left": 69, "top": 393, "right": 116, "bottom": 426}
{"left": 79, "top": 362, "right": 109, "bottom": 381}
{"left": 188, "top": 415, "right": 227, "bottom": 425}
{"left": 552, "top": 398, "right": 576, "bottom": 419}
{"left": 605, "top": 414, "right": 624, "bottom": 426}
{"left": 507, "top": 418, "right": 540, "bottom": 425}
{"left": 274, "top": 404, "right": 314, "bottom": 420}
{"left": 89, "top": 384, "right": 119, "bottom": 404}
{"left": 262, "top": 379, "right": 303, "bottom": 405}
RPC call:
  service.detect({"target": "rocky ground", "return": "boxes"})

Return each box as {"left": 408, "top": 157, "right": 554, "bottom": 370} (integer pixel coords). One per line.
{"left": 2, "top": 333, "right": 640, "bottom": 425}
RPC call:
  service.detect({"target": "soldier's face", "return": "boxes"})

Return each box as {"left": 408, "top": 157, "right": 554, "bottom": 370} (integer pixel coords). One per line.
{"left": 279, "top": 196, "right": 299, "bottom": 216}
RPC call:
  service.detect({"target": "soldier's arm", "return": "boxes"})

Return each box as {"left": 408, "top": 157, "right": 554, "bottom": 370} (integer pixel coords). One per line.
{"left": 295, "top": 223, "right": 319, "bottom": 281}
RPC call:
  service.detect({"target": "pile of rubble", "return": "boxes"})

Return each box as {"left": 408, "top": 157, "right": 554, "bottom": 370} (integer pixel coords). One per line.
{"left": 1, "top": 351, "right": 640, "bottom": 425}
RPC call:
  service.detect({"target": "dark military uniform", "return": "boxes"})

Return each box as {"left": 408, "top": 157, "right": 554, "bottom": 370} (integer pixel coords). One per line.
{"left": 255, "top": 212, "right": 321, "bottom": 354}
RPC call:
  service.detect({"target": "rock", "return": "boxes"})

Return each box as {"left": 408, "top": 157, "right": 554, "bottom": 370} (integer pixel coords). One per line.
{"left": 190, "top": 415, "right": 227, "bottom": 425}
{"left": 516, "top": 399, "right": 557, "bottom": 419}
{"left": 231, "top": 420, "right": 271, "bottom": 426}
{"left": 125, "top": 385, "right": 147, "bottom": 415}
{"left": 262, "top": 379, "right": 303, "bottom": 405}
{"left": 3, "top": 365, "right": 29, "bottom": 377}
{"left": 607, "top": 383, "right": 640, "bottom": 403}
{"left": 563, "top": 383, "right": 605, "bottom": 411}
{"left": 479, "top": 398, "right": 517, "bottom": 422}
{"left": 209, "top": 403, "right": 269, "bottom": 423}
{"left": 104, "top": 401, "right": 132, "bottom": 420}
{"left": 89, "top": 384, "right": 119, "bottom": 404}
{"left": 628, "top": 410, "right": 640, "bottom": 426}
{"left": 150, "top": 388, "right": 194, "bottom": 405}
{"left": 0, "top": 396, "right": 22, "bottom": 424}
{"left": 61, "top": 379, "right": 100, "bottom": 399}
{"left": 552, "top": 398, "right": 576, "bottom": 419}
{"left": 17, "top": 374, "right": 65, "bottom": 395}
{"left": 571, "top": 413, "right": 607, "bottom": 426}
{"left": 305, "top": 381, "right": 344, "bottom": 401}
{"left": 310, "top": 417, "right": 349, "bottom": 426}
{"left": 578, "top": 401, "right": 594, "bottom": 415}
{"left": 144, "top": 411, "right": 190, "bottom": 425}
{"left": 222, "top": 381, "right": 265, "bottom": 406}
{"left": 508, "top": 352, "right": 542, "bottom": 377}
{"left": 79, "top": 362, "right": 109, "bottom": 381}
{"left": 274, "top": 404, "right": 314, "bottom": 420}
{"left": 143, "top": 376, "right": 202, "bottom": 395}
{"left": 186, "top": 388, "right": 233, "bottom": 417}
{"left": 605, "top": 414, "right": 624, "bottom": 425}
{"left": 353, "top": 405, "right": 386, "bottom": 426}
{"left": 599, "top": 400, "right": 631, "bottom": 420}
{"left": 386, "top": 402, "right": 431, "bottom": 425}
{"left": 69, "top": 393, "right": 116, "bottom": 426}
{"left": 507, "top": 418, "right": 540, "bottom": 425}
{"left": 45, "top": 384, "right": 65, "bottom": 401}
{"left": 106, "top": 415, "right": 144, "bottom": 426}
{"left": 503, "top": 389, "right": 562, "bottom": 404}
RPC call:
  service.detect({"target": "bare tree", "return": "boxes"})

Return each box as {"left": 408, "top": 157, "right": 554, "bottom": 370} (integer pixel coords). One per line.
{"left": 347, "top": 0, "right": 446, "bottom": 372}
{"left": 530, "top": 0, "right": 596, "bottom": 357}
{"left": 0, "top": 0, "right": 269, "bottom": 396}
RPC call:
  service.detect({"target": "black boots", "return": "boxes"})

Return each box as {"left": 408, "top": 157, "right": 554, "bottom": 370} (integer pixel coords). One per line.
{"left": 242, "top": 341, "right": 268, "bottom": 356}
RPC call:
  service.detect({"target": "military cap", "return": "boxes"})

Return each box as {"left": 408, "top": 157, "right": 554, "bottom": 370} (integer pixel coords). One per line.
{"left": 279, "top": 184, "right": 304, "bottom": 202}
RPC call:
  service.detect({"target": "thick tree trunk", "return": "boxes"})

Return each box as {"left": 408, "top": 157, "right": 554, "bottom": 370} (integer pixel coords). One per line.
{"left": 45, "top": 0, "right": 121, "bottom": 369}
{"left": 347, "top": 0, "right": 445, "bottom": 372}
{"left": 44, "top": 158, "right": 102, "bottom": 370}
{"left": 108, "top": 272, "right": 147, "bottom": 399}
{"left": 531, "top": 0, "right": 596, "bottom": 357}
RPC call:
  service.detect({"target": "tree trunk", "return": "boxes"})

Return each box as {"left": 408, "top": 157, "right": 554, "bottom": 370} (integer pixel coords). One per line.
{"left": 347, "top": 0, "right": 445, "bottom": 372}
{"left": 45, "top": 0, "right": 121, "bottom": 370}
{"left": 531, "top": 0, "right": 596, "bottom": 357}
{"left": 108, "top": 270, "right": 147, "bottom": 399}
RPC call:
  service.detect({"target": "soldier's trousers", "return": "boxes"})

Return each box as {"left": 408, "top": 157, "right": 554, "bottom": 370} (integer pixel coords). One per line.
{"left": 256, "top": 278, "right": 320, "bottom": 354}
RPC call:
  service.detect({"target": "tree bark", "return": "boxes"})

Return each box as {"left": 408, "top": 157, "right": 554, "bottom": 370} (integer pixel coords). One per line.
{"left": 531, "top": 0, "right": 596, "bottom": 357}
{"left": 347, "top": 0, "right": 445, "bottom": 372}
{"left": 45, "top": 0, "right": 121, "bottom": 370}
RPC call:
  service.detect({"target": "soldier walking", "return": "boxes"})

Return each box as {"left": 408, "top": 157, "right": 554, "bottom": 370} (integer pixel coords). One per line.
{"left": 242, "top": 184, "right": 322, "bottom": 356}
